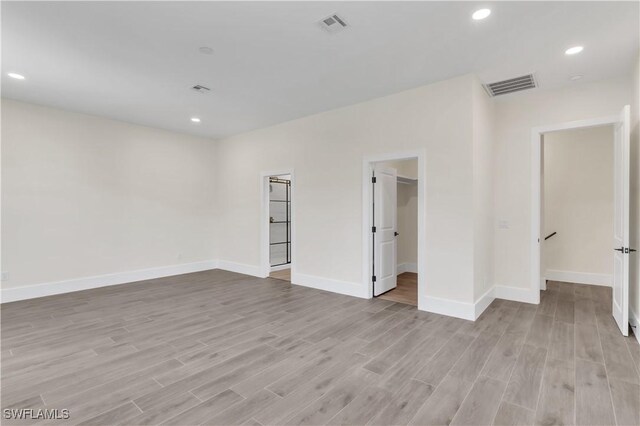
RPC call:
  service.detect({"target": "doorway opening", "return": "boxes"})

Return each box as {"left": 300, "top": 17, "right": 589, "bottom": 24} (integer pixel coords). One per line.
{"left": 363, "top": 151, "right": 425, "bottom": 308}
{"left": 532, "top": 107, "right": 631, "bottom": 335}
{"left": 261, "top": 171, "right": 293, "bottom": 283}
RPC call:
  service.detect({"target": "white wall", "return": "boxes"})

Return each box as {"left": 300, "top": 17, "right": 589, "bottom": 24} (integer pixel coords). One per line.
{"left": 631, "top": 53, "right": 640, "bottom": 331}
{"left": 472, "top": 76, "right": 495, "bottom": 302}
{"left": 493, "top": 77, "right": 632, "bottom": 301}
{"left": 1, "top": 99, "right": 218, "bottom": 297}
{"left": 397, "top": 181, "right": 418, "bottom": 269}
{"left": 5, "top": 70, "right": 634, "bottom": 324}
{"left": 216, "top": 75, "right": 477, "bottom": 305}
{"left": 543, "top": 126, "right": 614, "bottom": 285}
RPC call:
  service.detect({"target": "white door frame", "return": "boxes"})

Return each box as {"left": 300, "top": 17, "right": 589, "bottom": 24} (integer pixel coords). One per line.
{"left": 530, "top": 114, "right": 618, "bottom": 300}
{"left": 362, "top": 150, "right": 426, "bottom": 308}
{"left": 261, "top": 169, "right": 295, "bottom": 278}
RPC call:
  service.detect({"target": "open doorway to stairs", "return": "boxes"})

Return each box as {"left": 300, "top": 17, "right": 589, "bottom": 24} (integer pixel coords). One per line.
{"left": 532, "top": 106, "right": 632, "bottom": 336}
{"left": 363, "top": 151, "right": 425, "bottom": 307}
{"left": 264, "top": 172, "right": 293, "bottom": 282}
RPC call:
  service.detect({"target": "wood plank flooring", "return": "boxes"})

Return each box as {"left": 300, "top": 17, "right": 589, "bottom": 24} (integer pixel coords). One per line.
{"left": 268, "top": 269, "right": 291, "bottom": 282}
{"left": 378, "top": 273, "right": 417, "bottom": 306}
{"left": 2, "top": 272, "right": 639, "bottom": 425}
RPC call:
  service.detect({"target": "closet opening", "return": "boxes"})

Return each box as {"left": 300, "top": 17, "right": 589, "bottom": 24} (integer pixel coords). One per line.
{"left": 363, "top": 154, "right": 423, "bottom": 307}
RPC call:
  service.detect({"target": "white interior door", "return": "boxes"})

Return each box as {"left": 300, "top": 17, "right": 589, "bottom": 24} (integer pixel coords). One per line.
{"left": 612, "top": 105, "right": 630, "bottom": 336}
{"left": 373, "top": 167, "right": 397, "bottom": 296}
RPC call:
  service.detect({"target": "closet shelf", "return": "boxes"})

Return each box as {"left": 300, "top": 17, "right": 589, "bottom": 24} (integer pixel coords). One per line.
{"left": 397, "top": 175, "right": 417, "bottom": 185}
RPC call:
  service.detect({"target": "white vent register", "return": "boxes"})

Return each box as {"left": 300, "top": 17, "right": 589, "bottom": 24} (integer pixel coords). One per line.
{"left": 484, "top": 74, "right": 537, "bottom": 97}
{"left": 320, "top": 13, "right": 348, "bottom": 33}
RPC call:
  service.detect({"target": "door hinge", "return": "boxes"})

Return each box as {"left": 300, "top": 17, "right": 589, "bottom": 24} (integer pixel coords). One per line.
{"left": 372, "top": 226, "right": 376, "bottom": 233}
{"left": 372, "top": 177, "right": 376, "bottom": 184}
{"left": 372, "top": 275, "right": 377, "bottom": 282}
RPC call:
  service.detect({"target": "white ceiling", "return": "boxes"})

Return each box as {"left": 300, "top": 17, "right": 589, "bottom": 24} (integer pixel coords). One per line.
{"left": 2, "top": 1, "right": 638, "bottom": 139}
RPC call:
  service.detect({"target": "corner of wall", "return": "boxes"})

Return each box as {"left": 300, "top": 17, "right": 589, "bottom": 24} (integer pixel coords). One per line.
{"left": 470, "top": 74, "right": 497, "bottom": 318}
{"left": 630, "top": 51, "right": 640, "bottom": 324}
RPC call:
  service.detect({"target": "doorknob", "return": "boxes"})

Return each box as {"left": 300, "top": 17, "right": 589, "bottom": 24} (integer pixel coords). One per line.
{"left": 614, "top": 247, "right": 624, "bottom": 252}
{"left": 631, "top": 248, "right": 637, "bottom": 253}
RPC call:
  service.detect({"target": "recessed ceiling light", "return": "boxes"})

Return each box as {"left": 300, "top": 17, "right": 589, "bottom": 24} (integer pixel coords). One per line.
{"left": 472, "top": 9, "right": 491, "bottom": 20}
{"left": 198, "top": 47, "right": 213, "bottom": 55}
{"left": 7, "top": 72, "right": 25, "bottom": 80}
{"left": 191, "top": 117, "right": 201, "bottom": 123}
{"left": 565, "top": 46, "right": 584, "bottom": 55}
{"left": 569, "top": 75, "right": 583, "bottom": 81}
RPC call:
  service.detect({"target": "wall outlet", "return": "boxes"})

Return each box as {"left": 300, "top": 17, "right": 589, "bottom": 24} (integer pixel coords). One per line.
{"left": 1, "top": 272, "right": 8, "bottom": 281}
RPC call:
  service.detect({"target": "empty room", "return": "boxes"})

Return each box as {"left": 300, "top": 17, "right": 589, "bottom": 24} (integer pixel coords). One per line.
{"left": 1, "top": 2, "right": 639, "bottom": 426}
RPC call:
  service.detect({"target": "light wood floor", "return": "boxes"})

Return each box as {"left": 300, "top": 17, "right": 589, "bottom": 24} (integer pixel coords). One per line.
{"left": 269, "top": 268, "right": 291, "bottom": 282}
{"left": 378, "top": 272, "right": 417, "bottom": 306}
{"left": 2, "top": 272, "right": 639, "bottom": 425}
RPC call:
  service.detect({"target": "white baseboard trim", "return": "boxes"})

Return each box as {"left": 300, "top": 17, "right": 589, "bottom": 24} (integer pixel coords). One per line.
{"left": 217, "top": 260, "right": 265, "bottom": 278}
{"left": 420, "top": 287, "right": 495, "bottom": 322}
{"left": 494, "top": 285, "right": 539, "bottom": 304}
{"left": 397, "top": 263, "right": 418, "bottom": 274}
{"left": 630, "top": 308, "right": 640, "bottom": 345}
{"left": 545, "top": 270, "right": 612, "bottom": 287}
{"left": 474, "top": 288, "right": 495, "bottom": 319}
{"left": 291, "top": 272, "right": 367, "bottom": 299}
{"left": 1, "top": 260, "right": 219, "bottom": 304}
{"left": 420, "top": 295, "right": 475, "bottom": 321}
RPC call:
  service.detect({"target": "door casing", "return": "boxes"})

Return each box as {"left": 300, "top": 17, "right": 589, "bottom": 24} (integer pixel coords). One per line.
{"left": 260, "top": 169, "right": 295, "bottom": 278}
{"left": 530, "top": 111, "right": 628, "bottom": 333}
{"left": 362, "top": 150, "right": 426, "bottom": 308}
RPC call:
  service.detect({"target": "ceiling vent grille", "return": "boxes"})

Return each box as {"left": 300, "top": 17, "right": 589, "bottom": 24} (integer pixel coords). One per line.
{"left": 191, "top": 84, "right": 211, "bottom": 93}
{"left": 320, "top": 13, "right": 348, "bottom": 33}
{"left": 484, "top": 74, "right": 537, "bottom": 97}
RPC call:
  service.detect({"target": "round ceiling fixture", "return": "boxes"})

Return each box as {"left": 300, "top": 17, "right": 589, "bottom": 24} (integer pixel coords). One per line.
{"left": 569, "top": 75, "right": 583, "bottom": 81}
{"left": 7, "top": 72, "right": 25, "bottom": 80}
{"left": 198, "top": 47, "right": 213, "bottom": 55}
{"left": 191, "top": 117, "right": 201, "bottom": 123}
{"left": 472, "top": 9, "right": 491, "bottom": 20}
{"left": 565, "top": 46, "right": 584, "bottom": 55}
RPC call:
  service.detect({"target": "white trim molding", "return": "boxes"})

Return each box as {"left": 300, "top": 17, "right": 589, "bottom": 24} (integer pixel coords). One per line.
{"left": 421, "top": 289, "right": 494, "bottom": 322}
{"left": 397, "top": 263, "right": 418, "bottom": 274}
{"left": 474, "top": 288, "right": 495, "bottom": 319}
{"left": 494, "top": 285, "right": 539, "bottom": 304}
{"left": 217, "top": 260, "right": 265, "bottom": 278}
{"left": 362, "top": 150, "right": 426, "bottom": 305}
{"left": 1, "top": 260, "right": 219, "bottom": 304}
{"left": 629, "top": 308, "right": 640, "bottom": 345}
{"left": 421, "top": 295, "right": 476, "bottom": 321}
{"left": 545, "top": 270, "right": 612, "bottom": 287}
{"left": 530, "top": 114, "right": 620, "bottom": 304}
{"left": 291, "top": 272, "right": 367, "bottom": 299}
{"left": 260, "top": 169, "right": 296, "bottom": 279}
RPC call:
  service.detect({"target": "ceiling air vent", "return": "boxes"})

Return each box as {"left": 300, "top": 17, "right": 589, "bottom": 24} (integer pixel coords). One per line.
{"left": 191, "top": 84, "right": 211, "bottom": 94}
{"left": 484, "top": 74, "right": 537, "bottom": 97}
{"left": 320, "top": 13, "right": 348, "bottom": 33}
